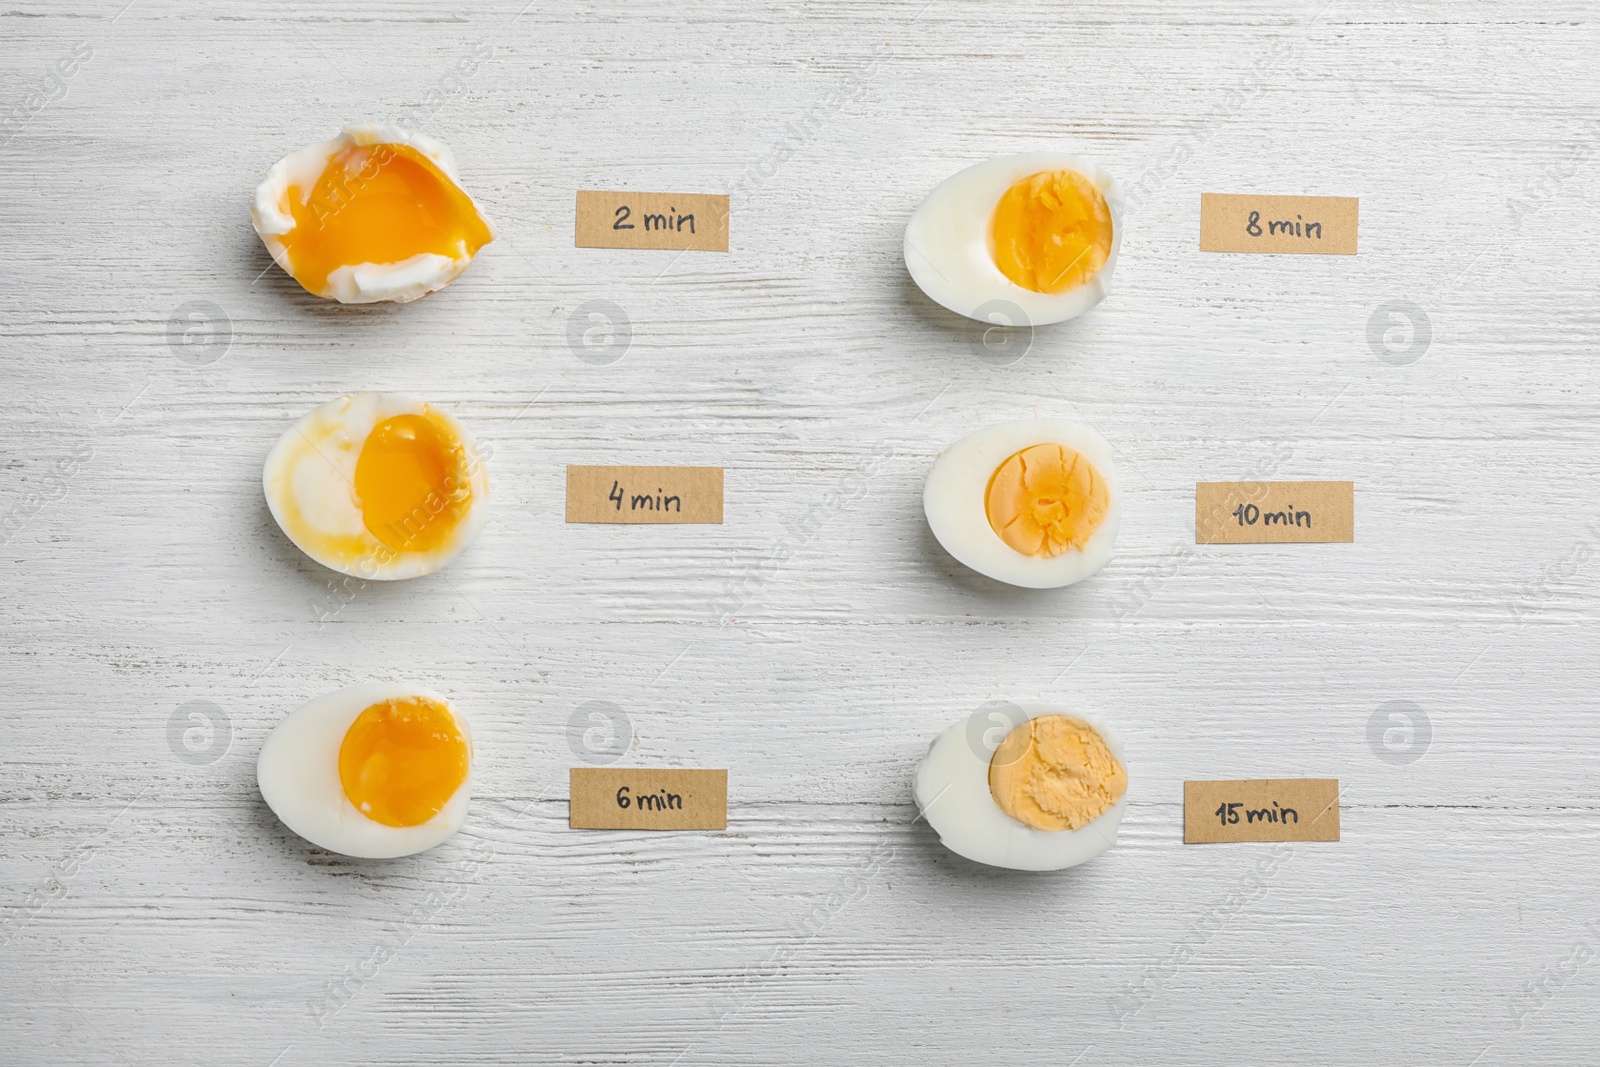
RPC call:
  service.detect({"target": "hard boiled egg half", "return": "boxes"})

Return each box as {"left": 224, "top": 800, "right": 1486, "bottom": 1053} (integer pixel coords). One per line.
{"left": 924, "top": 417, "right": 1117, "bottom": 589}
{"left": 252, "top": 123, "right": 494, "bottom": 303}
{"left": 258, "top": 683, "right": 473, "bottom": 858}
{"left": 264, "top": 393, "right": 489, "bottom": 580}
{"left": 914, "top": 701, "right": 1127, "bottom": 871}
{"left": 904, "top": 153, "right": 1121, "bottom": 325}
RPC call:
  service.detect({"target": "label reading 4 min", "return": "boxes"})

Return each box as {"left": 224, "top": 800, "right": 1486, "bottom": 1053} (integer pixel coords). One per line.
{"left": 566, "top": 465, "right": 724, "bottom": 525}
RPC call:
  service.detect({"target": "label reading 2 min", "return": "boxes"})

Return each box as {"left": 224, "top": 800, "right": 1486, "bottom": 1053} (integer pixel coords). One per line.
{"left": 565, "top": 465, "right": 724, "bottom": 524}
{"left": 574, "top": 190, "right": 730, "bottom": 252}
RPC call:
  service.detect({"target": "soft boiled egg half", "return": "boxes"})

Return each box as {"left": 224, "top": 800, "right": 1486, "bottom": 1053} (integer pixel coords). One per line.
{"left": 258, "top": 683, "right": 473, "bottom": 858}
{"left": 924, "top": 417, "right": 1117, "bottom": 589}
{"left": 251, "top": 124, "right": 494, "bottom": 303}
{"left": 914, "top": 701, "right": 1127, "bottom": 871}
{"left": 264, "top": 393, "right": 489, "bottom": 580}
{"left": 904, "top": 153, "right": 1121, "bottom": 325}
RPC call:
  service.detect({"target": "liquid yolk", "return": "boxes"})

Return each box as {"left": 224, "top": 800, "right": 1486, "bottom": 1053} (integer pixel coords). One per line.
{"left": 353, "top": 412, "right": 472, "bottom": 553}
{"left": 989, "top": 715, "right": 1127, "bottom": 832}
{"left": 984, "top": 442, "right": 1109, "bottom": 558}
{"left": 339, "top": 697, "right": 470, "bottom": 828}
{"left": 280, "top": 142, "right": 492, "bottom": 297}
{"left": 989, "top": 169, "right": 1113, "bottom": 295}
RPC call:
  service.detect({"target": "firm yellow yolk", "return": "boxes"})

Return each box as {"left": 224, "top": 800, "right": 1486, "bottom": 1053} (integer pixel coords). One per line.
{"left": 985, "top": 442, "right": 1109, "bottom": 558}
{"left": 989, "top": 169, "right": 1113, "bottom": 294}
{"left": 339, "top": 697, "right": 470, "bottom": 828}
{"left": 353, "top": 412, "right": 472, "bottom": 553}
{"left": 989, "top": 715, "right": 1127, "bottom": 831}
{"left": 280, "top": 142, "right": 492, "bottom": 297}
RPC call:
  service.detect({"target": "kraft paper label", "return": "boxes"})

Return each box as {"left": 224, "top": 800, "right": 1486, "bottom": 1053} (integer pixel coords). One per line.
{"left": 575, "top": 190, "right": 729, "bottom": 251}
{"left": 1184, "top": 779, "right": 1340, "bottom": 843}
{"left": 1195, "top": 481, "right": 1354, "bottom": 544}
{"left": 1200, "top": 193, "right": 1358, "bottom": 254}
{"left": 569, "top": 768, "right": 728, "bottom": 830}
{"left": 566, "top": 465, "right": 724, "bottom": 524}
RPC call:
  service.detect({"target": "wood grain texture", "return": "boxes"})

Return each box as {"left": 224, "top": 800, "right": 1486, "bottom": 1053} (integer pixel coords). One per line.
{"left": 3, "top": 0, "right": 1599, "bottom": 1063}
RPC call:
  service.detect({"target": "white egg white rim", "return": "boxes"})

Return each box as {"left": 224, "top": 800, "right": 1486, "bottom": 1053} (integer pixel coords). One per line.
{"left": 913, "top": 701, "right": 1127, "bottom": 872}
{"left": 262, "top": 392, "right": 491, "bottom": 582}
{"left": 903, "top": 152, "right": 1123, "bottom": 326}
{"left": 257, "top": 682, "right": 473, "bottom": 859}
{"left": 924, "top": 417, "right": 1118, "bottom": 589}
{"left": 250, "top": 123, "right": 494, "bottom": 304}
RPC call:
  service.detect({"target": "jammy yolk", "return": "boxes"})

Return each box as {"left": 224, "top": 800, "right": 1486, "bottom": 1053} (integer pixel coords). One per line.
{"left": 353, "top": 412, "right": 473, "bottom": 553}
{"left": 989, "top": 169, "right": 1113, "bottom": 294}
{"left": 339, "top": 697, "right": 470, "bottom": 828}
{"left": 989, "top": 715, "right": 1127, "bottom": 832}
{"left": 280, "top": 142, "right": 492, "bottom": 298}
{"left": 985, "top": 443, "right": 1109, "bottom": 558}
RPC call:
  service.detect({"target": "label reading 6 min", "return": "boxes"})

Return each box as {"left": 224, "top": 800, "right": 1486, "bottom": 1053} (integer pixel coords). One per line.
{"left": 566, "top": 465, "right": 724, "bottom": 525}
{"left": 569, "top": 768, "right": 728, "bottom": 830}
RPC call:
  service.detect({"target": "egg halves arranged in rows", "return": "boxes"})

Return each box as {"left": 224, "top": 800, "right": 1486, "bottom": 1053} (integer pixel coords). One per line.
{"left": 257, "top": 393, "right": 488, "bottom": 856}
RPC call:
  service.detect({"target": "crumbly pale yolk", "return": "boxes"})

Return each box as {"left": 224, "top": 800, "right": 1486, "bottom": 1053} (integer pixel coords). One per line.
{"left": 989, "top": 169, "right": 1113, "bottom": 295}
{"left": 280, "top": 142, "right": 492, "bottom": 297}
{"left": 339, "top": 697, "right": 469, "bottom": 828}
{"left": 988, "top": 715, "right": 1127, "bottom": 831}
{"left": 984, "top": 442, "right": 1109, "bottom": 558}
{"left": 353, "top": 412, "right": 473, "bottom": 553}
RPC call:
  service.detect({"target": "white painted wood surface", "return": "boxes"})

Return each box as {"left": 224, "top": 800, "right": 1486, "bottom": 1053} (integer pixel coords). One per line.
{"left": 4, "top": 1, "right": 1599, "bottom": 1063}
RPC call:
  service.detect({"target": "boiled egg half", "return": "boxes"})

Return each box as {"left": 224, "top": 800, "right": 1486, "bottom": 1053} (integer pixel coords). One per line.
{"left": 251, "top": 124, "right": 493, "bottom": 303}
{"left": 904, "top": 153, "right": 1121, "bottom": 325}
{"left": 258, "top": 683, "right": 473, "bottom": 859}
{"left": 264, "top": 393, "right": 489, "bottom": 580}
{"left": 914, "top": 701, "right": 1127, "bottom": 871}
{"left": 924, "top": 417, "right": 1117, "bottom": 588}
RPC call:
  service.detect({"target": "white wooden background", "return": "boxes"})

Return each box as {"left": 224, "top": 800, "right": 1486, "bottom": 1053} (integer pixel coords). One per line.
{"left": 3, "top": 1, "right": 1598, "bottom": 1063}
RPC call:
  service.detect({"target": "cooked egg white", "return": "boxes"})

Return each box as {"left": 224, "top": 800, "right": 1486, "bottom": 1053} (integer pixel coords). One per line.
{"left": 258, "top": 682, "right": 473, "bottom": 859}
{"left": 251, "top": 123, "right": 494, "bottom": 303}
{"left": 904, "top": 153, "right": 1121, "bottom": 325}
{"left": 914, "top": 701, "right": 1127, "bottom": 871}
{"left": 263, "top": 392, "right": 489, "bottom": 581}
{"left": 924, "top": 417, "right": 1117, "bottom": 589}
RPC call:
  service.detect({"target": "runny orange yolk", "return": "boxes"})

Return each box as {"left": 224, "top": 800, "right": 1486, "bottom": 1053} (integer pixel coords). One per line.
{"left": 353, "top": 412, "right": 473, "bottom": 553}
{"left": 339, "top": 697, "right": 470, "bottom": 828}
{"left": 280, "top": 142, "right": 492, "bottom": 297}
{"left": 985, "top": 443, "right": 1109, "bottom": 558}
{"left": 989, "top": 169, "right": 1113, "bottom": 295}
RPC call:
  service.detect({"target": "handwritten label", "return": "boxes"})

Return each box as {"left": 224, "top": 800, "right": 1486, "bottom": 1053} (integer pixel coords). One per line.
{"left": 1195, "top": 481, "right": 1353, "bottom": 544}
{"left": 1199, "top": 193, "right": 1358, "bottom": 254}
{"left": 575, "top": 190, "right": 729, "bottom": 252}
{"left": 1184, "top": 779, "right": 1340, "bottom": 843}
{"left": 569, "top": 768, "right": 727, "bottom": 830}
{"left": 566, "top": 465, "right": 724, "bottom": 524}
